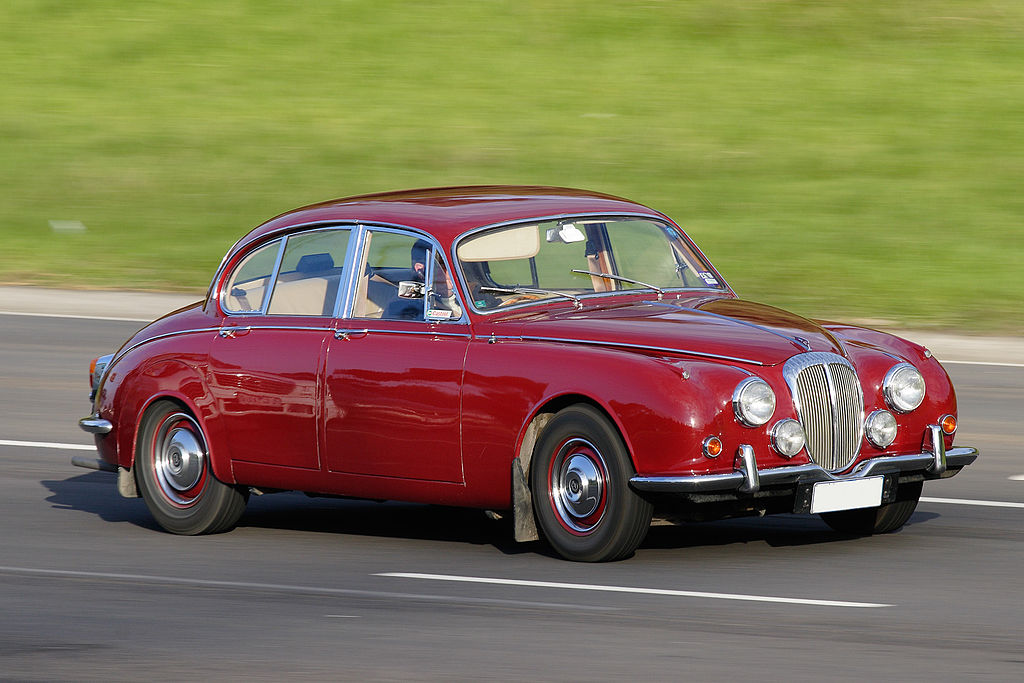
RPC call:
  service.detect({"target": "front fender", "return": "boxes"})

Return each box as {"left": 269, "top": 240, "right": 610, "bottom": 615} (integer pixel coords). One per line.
{"left": 103, "top": 346, "right": 230, "bottom": 484}
{"left": 461, "top": 338, "right": 755, "bottom": 506}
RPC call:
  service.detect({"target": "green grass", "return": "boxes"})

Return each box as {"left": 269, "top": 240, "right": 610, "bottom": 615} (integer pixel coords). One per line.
{"left": 2, "top": 1, "right": 1022, "bottom": 331}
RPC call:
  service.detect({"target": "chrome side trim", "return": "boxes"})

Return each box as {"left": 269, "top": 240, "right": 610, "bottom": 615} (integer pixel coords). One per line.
{"left": 79, "top": 415, "right": 113, "bottom": 434}
{"left": 629, "top": 446, "right": 978, "bottom": 493}
{"left": 337, "top": 327, "right": 472, "bottom": 339}
{"left": 111, "top": 327, "right": 221, "bottom": 366}
{"left": 515, "top": 335, "right": 765, "bottom": 366}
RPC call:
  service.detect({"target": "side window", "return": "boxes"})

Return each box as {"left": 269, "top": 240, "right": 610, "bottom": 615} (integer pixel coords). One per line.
{"left": 223, "top": 239, "right": 282, "bottom": 313}
{"left": 426, "top": 253, "right": 462, "bottom": 321}
{"left": 354, "top": 231, "right": 429, "bottom": 320}
{"left": 267, "top": 229, "right": 350, "bottom": 316}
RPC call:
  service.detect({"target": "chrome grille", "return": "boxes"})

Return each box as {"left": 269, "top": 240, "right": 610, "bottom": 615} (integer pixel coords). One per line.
{"left": 783, "top": 352, "right": 864, "bottom": 472}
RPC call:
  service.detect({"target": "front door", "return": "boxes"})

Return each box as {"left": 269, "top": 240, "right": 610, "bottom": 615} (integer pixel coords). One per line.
{"left": 323, "top": 228, "right": 469, "bottom": 482}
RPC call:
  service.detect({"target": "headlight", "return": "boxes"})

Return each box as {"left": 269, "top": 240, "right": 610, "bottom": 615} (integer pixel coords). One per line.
{"left": 865, "top": 409, "right": 898, "bottom": 448}
{"left": 883, "top": 363, "right": 925, "bottom": 413}
{"left": 770, "top": 419, "right": 805, "bottom": 458}
{"left": 733, "top": 377, "right": 776, "bottom": 427}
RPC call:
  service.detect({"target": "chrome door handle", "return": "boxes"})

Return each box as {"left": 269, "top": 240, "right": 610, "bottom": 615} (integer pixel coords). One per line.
{"left": 334, "top": 329, "right": 369, "bottom": 340}
{"left": 218, "top": 326, "right": 251, "bottom": 338}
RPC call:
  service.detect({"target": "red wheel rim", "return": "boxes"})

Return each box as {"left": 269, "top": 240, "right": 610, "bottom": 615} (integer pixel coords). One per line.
{"left": 547, "top": 437, "right": 609, "bottom": 535}
{"left": 150, "top": 412, "right": 209, "bottom": 508}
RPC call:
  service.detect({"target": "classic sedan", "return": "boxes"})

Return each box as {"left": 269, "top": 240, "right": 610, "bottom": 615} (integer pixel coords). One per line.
{"left": 77, "top": 186, "right": 977, "bottom": 561}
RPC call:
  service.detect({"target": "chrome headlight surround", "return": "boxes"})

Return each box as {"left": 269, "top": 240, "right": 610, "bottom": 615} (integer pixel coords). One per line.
{"left": 732, "top": 377, "right": 776, "bottom": 427}
{"left": 770, "top": 419, "right": 805, "bottom": 458}
{"left": 864, "top": 409, "right": 898, "bottom": 448}
{"left": 883, "top": 363, "right": 925, "bottom": 413}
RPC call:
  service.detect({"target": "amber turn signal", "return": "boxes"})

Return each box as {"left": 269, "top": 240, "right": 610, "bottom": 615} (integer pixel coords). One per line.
{"left": 940, "top": 414, "right": 957, "bottom": 435}
{"left": 89, "top": 357, "right": 98, "bottom": 388}
{"left": 702, "top": 436, "right": 723, "bottom": 458}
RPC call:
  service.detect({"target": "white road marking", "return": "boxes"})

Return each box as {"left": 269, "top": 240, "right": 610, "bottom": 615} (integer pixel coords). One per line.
{"left": 376, "top": 572, "right": 892, "bottom": 609}
{"left": 325, "top": 615, "right": 360, "bottom": 618}
{"left": 941, "top": 359, "right": 1024, "bottom": 368}
{"left": 0, "top": 439, "right": 94, "bottom": 451}
{"left": 0, "top": 310, "right": 149, "bottom": 323}
{"left": 921, "top": 496, "right": 1024, "bottom": 509}
{"left": 1008, "top": 475, "right": 1024, "bottom": 481}
{"left": 0, "top": 566, "right": 615, "bottom": 612}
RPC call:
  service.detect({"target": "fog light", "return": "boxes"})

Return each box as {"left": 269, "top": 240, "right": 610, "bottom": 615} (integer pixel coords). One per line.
{"left": 865, "top": 410, "right": 898, "bottom": 448}
{"left": 702, "top": 436, "right": 723, "bottom": 459}
{"left": 770, "top": 419, "right": 805, "bottom": 458}
{"left": 940, "top": 414, "right": 957, "bottom": 435}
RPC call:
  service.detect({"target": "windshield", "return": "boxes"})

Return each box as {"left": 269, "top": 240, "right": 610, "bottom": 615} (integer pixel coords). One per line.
{"left": 456, "top": 217, "right": 725, "bottom": 311}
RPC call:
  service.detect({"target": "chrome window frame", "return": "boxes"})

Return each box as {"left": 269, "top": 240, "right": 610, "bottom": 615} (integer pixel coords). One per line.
{"left": 219, "top": 224, "right": 360, "bottom": 319}
{"left": 219, "top": 237, "right": 286, "bottom": 316}
{"left": 450, "top": 212, "right": 731, "bottom": 315}
{"left": 344, "top": 224, "right": 468, "bottom": 324}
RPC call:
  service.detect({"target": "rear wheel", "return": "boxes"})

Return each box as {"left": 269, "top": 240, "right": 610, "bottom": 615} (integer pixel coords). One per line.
{"left": 135, "top": 400, "right": 248, "bottom": 535}
{"left": 530, "top": 405, "right": 652, "bottom": 562}
{"left": 820, "top": 481, "right": 923, "bottom": 535}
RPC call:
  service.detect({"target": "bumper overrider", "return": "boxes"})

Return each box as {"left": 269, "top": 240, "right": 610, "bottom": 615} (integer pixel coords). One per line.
{"left": 630, "top": 425, "right": 977, "bottom": 512}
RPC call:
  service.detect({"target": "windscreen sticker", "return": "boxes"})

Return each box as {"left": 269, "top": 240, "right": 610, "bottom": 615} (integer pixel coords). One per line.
{"left": 427, "top": 309, "right": 454, "bottom": 320}
{"left": 698, "top": 272, "right": 720, "bottom": 285}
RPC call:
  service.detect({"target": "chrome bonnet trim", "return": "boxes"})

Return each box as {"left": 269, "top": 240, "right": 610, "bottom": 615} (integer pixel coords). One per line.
{"left": 514, "top": 335, "right": 765, "bottom": 366}
{"left": 629, "top": 446, "right": 978, "bottom": 494}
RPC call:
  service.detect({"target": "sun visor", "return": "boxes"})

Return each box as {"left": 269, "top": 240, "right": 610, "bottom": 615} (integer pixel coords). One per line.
{"left": 457, "top": 224, "right": 540, "bottom": 262}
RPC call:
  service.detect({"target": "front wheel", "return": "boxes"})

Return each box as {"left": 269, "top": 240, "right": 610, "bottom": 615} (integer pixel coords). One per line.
{"left": 530, "top": 405, "right": 652, "bottom": 562}
{"left": 820, "top": 481, "right": 923, "bottom": 535}
{"left": 135, "top": 401, "right": 248, "bottom": 535}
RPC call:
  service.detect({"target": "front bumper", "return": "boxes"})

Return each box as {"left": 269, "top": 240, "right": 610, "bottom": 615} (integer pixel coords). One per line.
{"left": 631, "top": 425, "right": 977, "bottom": 498}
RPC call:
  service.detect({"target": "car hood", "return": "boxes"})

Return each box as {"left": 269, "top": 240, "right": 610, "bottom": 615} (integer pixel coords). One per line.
{"left": 500, "top": 297, "right": 848, "bottom": 366}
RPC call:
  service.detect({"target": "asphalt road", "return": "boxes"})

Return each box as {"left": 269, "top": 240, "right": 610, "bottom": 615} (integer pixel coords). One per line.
{"left": 1, "top": 313, "right": 1021, "bottom": 681}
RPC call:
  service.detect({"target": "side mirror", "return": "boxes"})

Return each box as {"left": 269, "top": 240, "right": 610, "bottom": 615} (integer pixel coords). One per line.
{"left": 397, "top": 281, "right": 425, "bottom": 299}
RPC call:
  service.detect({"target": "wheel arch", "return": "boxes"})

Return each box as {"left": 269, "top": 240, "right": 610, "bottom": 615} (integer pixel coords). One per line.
{"left": 113, "top": 356, "right": 232, "bottom": 485}
{"left": 511, "top": 393, "right": 633, "bottom": 543}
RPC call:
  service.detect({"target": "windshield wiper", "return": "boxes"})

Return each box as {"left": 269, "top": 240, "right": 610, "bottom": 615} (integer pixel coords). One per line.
{"left": 571, "top": 269, "right": 665, "bottom": 300}
{"left": 480, "top": 286, "right": 583, "bottom": 310}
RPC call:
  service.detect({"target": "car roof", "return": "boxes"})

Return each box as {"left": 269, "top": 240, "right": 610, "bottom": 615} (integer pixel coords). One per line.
{"left": 239, "top": 185, "right": 669, "bottom": 249}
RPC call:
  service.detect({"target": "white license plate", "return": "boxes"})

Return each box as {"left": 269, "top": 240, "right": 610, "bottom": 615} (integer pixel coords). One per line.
{"left": 810, "top": 476, "right": 884, "bottom": 514}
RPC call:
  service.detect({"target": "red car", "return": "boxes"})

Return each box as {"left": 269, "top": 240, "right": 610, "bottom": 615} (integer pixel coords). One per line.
{"left": 77, "top": 186, "right": 977, "bottom": 561}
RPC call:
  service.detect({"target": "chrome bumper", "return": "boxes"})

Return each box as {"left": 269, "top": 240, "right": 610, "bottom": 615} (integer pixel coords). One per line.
{"left": 78, "top": 415, "right": 113, "bottom": 434}
{"left": 631, "top": 425, "right": 978, "bottom": 496}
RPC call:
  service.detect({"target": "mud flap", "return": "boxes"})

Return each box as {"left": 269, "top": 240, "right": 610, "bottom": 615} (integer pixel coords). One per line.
{"left": 512, "top": 457, "right": 539, "bottom": 542}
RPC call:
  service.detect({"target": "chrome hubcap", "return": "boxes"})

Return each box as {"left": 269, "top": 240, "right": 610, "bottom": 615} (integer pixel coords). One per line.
{"left": 153, "top": 413, "right": 206, "bottom": 507}
{"left": 551, "top": 438, "right": 607, "bottom": 534}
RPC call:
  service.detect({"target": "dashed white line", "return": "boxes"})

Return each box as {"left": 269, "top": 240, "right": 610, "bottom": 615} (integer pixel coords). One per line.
{"left": 0, "top": 439, "right": 94, "bottom": 451}
{"left": 0, "top": 566, "right": 615, "bottom": 612}
{"left": 921, "top": 496, "right": 1024, "bottom": 509}
{"left": 376, "top": 572, "right": 892, "bottom": 608}
{"left": 940, "top": 360, "right": 1024, "bottom": 368}
{"left": 0, "top": 310, "right": 149, "bottom": 323}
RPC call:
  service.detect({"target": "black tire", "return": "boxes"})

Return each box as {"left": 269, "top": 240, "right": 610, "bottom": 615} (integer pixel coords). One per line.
{"left": 820, "top": 481, "right": 923, "bottom": 535}
{"left": 530, "top": 404, "right": 653, "bottom": 562}
{"left": 135, "top": 400, "right": 248, "bottom": 535}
